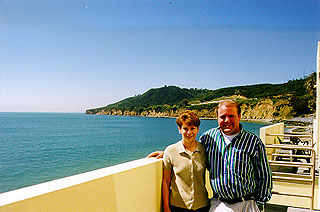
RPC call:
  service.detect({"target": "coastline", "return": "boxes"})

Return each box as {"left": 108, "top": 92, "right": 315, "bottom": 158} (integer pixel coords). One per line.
{"left": 89, "top": 113, "right": 314, "bottom": 126}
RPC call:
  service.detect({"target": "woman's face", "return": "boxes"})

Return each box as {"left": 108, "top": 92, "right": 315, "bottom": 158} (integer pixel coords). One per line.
{"left": 178, "top": 121, "right": 199, "bottom": 143}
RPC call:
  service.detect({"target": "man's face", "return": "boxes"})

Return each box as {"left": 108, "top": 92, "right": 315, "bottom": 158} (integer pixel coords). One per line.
{"left": 218, "top": 105, "right": 241, "bottom": 135}
{"left": 178, "top": 121, "right": 199, "bottom": 143}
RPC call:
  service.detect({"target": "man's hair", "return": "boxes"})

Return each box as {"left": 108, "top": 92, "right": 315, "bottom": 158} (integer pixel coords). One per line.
{"left": 217, "top": 99, "right": 241, "bottom": 116}
{"left": 176, "top": 110, "right": 200, "bottom": 128}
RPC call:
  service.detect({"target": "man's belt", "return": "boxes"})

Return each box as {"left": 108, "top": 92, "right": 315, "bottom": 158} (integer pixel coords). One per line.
{"left": 213, "top": 194, "right": 255, "bottom": 204}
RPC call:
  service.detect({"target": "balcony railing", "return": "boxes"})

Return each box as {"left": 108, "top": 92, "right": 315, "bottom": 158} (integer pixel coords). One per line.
{"left": 260, "top": 123, "right": 319, "bottom": 210}
{"left": 0, "top": 158, "right": 163, "bottom": 212}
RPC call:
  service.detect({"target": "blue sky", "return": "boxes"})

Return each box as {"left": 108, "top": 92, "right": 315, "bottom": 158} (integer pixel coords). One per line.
{"left": 0, "top": 0, "right": 319, "bottom": 113}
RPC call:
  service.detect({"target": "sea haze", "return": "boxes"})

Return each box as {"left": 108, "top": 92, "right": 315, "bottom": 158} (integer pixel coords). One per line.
{"left": 0, "top": 112, "right": 269, "bottom": 193}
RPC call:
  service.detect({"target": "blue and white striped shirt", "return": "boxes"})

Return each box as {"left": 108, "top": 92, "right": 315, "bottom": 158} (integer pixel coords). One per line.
{"left": 199, "top": 125, "right": 272, "bottom": 205}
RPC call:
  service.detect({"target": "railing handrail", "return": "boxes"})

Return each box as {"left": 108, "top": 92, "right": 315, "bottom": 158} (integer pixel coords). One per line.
{"left": 265, "top": 144, "right": 314, "bottom": 150}
{"left": 266, "top": 133, "right": 313, "bottom": 138}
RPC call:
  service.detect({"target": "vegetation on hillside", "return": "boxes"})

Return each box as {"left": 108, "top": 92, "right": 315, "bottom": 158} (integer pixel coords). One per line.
{"left": 86, "top": 73, "right": 316, "bottom": 119}
{"left": 86, "top": 85, "right": 207, "bottom": 114}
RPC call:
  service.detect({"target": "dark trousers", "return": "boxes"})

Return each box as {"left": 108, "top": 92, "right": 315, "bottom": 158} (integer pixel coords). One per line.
{"left": 169, "top": 205, "right": 210, "bottom": 212}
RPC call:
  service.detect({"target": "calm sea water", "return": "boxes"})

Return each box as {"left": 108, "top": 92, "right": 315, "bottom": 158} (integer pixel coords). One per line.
{"left": 0, "top": 112, "right": 269, "bottom": 193}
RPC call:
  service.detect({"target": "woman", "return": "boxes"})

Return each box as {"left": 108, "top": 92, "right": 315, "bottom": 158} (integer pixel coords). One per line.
{"left": 162, "top": 111, "right": 209, "bottom": 212}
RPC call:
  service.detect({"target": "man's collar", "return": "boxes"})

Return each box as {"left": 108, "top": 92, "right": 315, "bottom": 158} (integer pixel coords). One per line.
{"left": 239, "top": 123, "right": 243, "bottom": 134}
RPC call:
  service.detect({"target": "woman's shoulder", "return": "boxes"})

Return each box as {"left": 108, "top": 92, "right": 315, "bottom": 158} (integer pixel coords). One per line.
{"left": 197, "top": 141, "right": 206, "bottom": 150}
{"left": 164, "top": 141, "right": 181, "bottom": 152}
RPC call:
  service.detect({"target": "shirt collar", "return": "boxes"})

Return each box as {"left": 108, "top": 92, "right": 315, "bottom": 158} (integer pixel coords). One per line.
{"left": 218, "top": 124, "right": 243, "bottom": 143}
{"left": 177, "top": 140, "right": 201, "bottom": 154}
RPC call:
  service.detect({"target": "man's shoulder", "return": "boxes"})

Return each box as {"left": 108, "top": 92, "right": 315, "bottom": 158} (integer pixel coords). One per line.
{"left": 240, "top": 128, "right": 264, "bottom": 145}
{"left": 201, "top": 127, "right": 220, "bottom": 136}
{"left": 199, "top": 127, "right": 220, "bottom": 144}
{"left": 241, "top": 128, "right": 260, "bottom": 139}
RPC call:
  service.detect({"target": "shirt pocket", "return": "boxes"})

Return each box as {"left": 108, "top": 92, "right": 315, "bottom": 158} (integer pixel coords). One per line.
{"left": 230, "top": 148, "right": 250, "bottom": 172}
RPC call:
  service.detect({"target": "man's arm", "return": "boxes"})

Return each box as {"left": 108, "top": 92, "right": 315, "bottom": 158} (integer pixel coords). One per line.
{"left": 147, "top": 151, "right": 164, "bottom": 159}
{"left": 254, "top": 141, "right": 273, "bottom": 209}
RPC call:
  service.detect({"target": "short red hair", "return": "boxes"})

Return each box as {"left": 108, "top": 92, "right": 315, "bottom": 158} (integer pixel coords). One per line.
{"left": 176, "top": 110, "right": 200, "bottom": 128}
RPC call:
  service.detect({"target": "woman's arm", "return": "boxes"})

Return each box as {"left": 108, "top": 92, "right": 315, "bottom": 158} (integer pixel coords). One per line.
{"left": 162, "top": 169, "right": 172, "bottom": 212}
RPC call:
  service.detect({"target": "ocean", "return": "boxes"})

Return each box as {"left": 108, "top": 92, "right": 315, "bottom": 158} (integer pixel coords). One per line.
{"left": 0, "top": 112, "right": 269, "bottom": 193}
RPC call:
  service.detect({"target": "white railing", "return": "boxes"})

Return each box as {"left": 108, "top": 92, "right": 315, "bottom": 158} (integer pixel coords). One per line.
{"left": 260, "top": 123, "right": 319, "bottom": 210}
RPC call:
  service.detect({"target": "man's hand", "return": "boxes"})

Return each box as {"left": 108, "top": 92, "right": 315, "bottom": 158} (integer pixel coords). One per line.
{"left": 256, "top": 202, "right": 264, "bottom": 211}
{"left": 147, "top": 151, "right": 164, "bottom": 159}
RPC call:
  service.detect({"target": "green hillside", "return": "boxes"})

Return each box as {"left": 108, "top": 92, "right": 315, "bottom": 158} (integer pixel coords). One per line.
{"left": 86, "top": 86, "right": 207, "bottom": 114}
{"left": 192, "top": 79, "right": 306, "bottom": 102}
{"left": 86, "top": 73, "right": 316, "bottom": 118}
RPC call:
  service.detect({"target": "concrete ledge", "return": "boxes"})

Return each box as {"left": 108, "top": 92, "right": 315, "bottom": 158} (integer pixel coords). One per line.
{"left": 0, "top": 158, "right": 163, "bottom": 212}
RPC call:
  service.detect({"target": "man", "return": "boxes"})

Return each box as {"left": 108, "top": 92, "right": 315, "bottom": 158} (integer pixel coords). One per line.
{"left": 200, "top": 99, "right": 272, "bottom": 211}
{"left": 148, "top": 100, "right": 272, "bottom": 212}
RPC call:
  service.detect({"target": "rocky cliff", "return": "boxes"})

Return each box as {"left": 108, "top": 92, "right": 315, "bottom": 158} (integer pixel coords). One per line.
{"left": 87, "top": 77, "right": 316, "bottom": 120}
{"left": 90, "top": 98, "right": 294, "bottom": 121}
